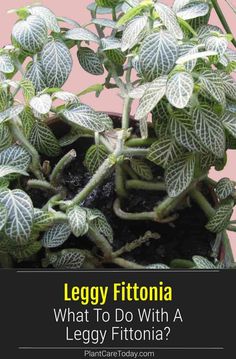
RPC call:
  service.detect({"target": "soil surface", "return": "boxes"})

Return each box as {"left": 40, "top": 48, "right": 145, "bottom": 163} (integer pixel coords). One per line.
{"left": 22, "top": 116, "right": 216, "bottom": 268}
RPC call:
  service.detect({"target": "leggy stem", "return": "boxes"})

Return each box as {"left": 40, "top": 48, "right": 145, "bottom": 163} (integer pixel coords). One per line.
{"left": 87, "top": 228, "right": 113, "bottom": 259}
{"left": 126, "top": 138, "right": 156, "bottom": 147}
{"left": 50, "top": 149, "right": 76, "bottom": 187}
{"left": 115, "top": 164, "right": 128, "bottom": 198}
{"left": 211, "top": 0, "right": 236, "bottom": 47}
{"left": 122, "top": 97, "right": 133, "bottom": 129}
{"left": 113, "top": 198, "right": 157, "bottom": 221}
{"left": 27, "top": 179, "right": 57, "bottom": 193}
{"left": 189, "top": 188, "right": 215, "bottom": 218}
{"left": 126, "top": 179, "right": 166, "bottom": 191}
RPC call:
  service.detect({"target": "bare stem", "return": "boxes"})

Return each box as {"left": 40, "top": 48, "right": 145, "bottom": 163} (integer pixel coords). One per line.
{"left": 126, "top": 179, "right": 166, "bottom": 191}
{"left": 189, "top": 188, "right": 215, "bottom": 218}
{"left": 50, "top": 149, "right": 76, "bottom": 187}
{"left": 27, "top": 179, "right": 57, "bottom": 193}
{"left": 87, "top": 228, "right": 113, "bottom": 259}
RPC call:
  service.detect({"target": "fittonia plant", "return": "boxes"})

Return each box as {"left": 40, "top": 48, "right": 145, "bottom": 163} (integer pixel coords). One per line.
{"left": 0, "top": 0, "right": 236, "bottom": 269}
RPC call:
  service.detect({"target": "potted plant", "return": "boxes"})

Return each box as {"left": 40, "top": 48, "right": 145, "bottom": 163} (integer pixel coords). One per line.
{"left": 0, "top": 0, "right": 235, "bottom": 269}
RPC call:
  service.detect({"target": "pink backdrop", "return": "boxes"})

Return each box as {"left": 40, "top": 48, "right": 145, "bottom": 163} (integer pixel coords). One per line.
{"left": 0, "top": 0, "right": 236, "bottom": 258}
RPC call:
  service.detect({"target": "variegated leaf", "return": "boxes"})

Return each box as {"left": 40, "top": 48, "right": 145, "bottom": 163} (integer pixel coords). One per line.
{"left": 197, "top": 24, "right": 223, "bottom": 40}
{"left": 30, "top": 94, "right": 52, "bottom": 114}
{"left": 0, "top": 178, "right": 9, "bottom": 188}
{"left": 176, "top": 2, "right": 209, "bottom": 20}
{"left": 29, "top": 121, "right": 60, "bottom": 157}
{"left": 8, "top": 240, "right": 42, "bottom": 261}
{"left": 0, "top": 166, "right": 28, "bottom": 178}
{"left": 92, "top": 18, "right": 116, "bottom": 28}
{"left": 101, "top": 37, "right": 121, "bottom": 50}
{"left": 97, "top": 112, "right": 113, "bottom": 130}
{"left": 219, "top": 72, "right": 236, "bottom": 101}
{"left": 139, "top": 31, "right": 178, "bottom": 80}
{"left": 193, "top": 106, "right": 225, "bottom": 157}
{"left": 25, "top": 60, "right": 47, "bottom": 93}
{"left": 146, "top": 263, "right": 170, "bottom": 269}
{"left": 33, "top": 208, "right": 54, "bottom": 232}
{"left": 77, "top": 47, "right": 104, "bottom": 75}
{"left": 199, "top": 70, "right": 225, "bottom": 105}
{"left": 0, "top": 124, "right": 12, "bottom": 151}
{"left": 130, "top": 159, "right": 153, "bottom": 181}
{"left": 20, "top": 106, "right": 36, "bottom": 138}
{"left": 176, "top": 50, "right": 217, "bottom": 65}
{"left": 0, "top": 87, "right": 8, "bottom": 111}
{"left": 139, "top": 116, "right": 148, "bottom": 139}
{"left": 129, "top": 84, "right": 150, "bottom": 99}
{"left": 192, "top": 256, "right": 216, "bottom": 269}
{"left": 206, "top": 203, "right": 233, "bottom": 233}
{"left": 41, "top": 39, "right": 72, "bottom": 88}
{"left": 165, "top": 153, "right": 195, "bottom": 197}
{"left": 29, "top": 6, "right": 60, "bottom": 33}
{"left": 0, "top": 105, "right": 24, "bottom": 124}
{"left": 0, "top": 203, "right": 7, "bottom": 231}
{"left": 222, "top": 112, "right": 236, "bottom": 138}
{"left": 61, "top": 104, "right": 105, "bottom": 132}
{"left": 121, "top": 15, "right": 147, "bottom": 51}
{"left": 205, "top": 35, "right": 228, "bottom": 57}
{"left": 0, "top": 54, "right": 14, "bottom": 74}
{"left": 42, "top": 223, "right": 71, "bottom": 248}
{"left": 215, "top": 178, "right": 235, "bottom": 200}
{"left": 49, "top": 249, "right": 85, "bottom": 269}
{"left": 135, "top": 76, "right": 167, "bottom": 119}
{"left": 104, "top": 49, "right": 126, "bottom": 66}
{"left": 166, "top": 72, "right": 194, "bottom": 109}
{"left": 12, "top": 15, "right": 47, "bottom": 52}
{"left": 0, "top": 189, "right": 34, "bottom": 242}
{"left": 88, "top": 209, "right": 113, "bottom": 244}
{"left": 53, "top": 91, "right": 78, "bottom": 103}
{"left": 155, "top": 3, "right": 183, "bottom": 40}
{"left": 65, "top": 27, "right": 100, "bottom": 44}
{"left": 20, "top": 79, "right": 35, "bottom": 102}
{"left": 85, "top": 145, "right": 108, "bottom": 174}
{"left": 173, "top": 0, "right": 194, "bottom": 12}
{"left": 0, "top": 145, "right": 31, "bottom": 173}
{"left": 67, "top": 206, "right": 88, "bottom": 237}
{"left": 178, "top": 44, "right": 198, "bottom": 72}
{"left": 147, "top": 137, "right": 184, "bottom": 168}
{"left": 96, "top": 0, "right": 120, "bottom": 6}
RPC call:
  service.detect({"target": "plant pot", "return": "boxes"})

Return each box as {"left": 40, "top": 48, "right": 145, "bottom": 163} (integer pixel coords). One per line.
{"left": 42, "top": 113, "right": 235, "bottom": 269}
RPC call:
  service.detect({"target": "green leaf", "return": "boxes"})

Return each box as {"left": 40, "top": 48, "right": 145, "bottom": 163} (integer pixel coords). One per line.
{"left": 104, "top": 49, "right": 126, "bottom": 66}
{"left": 155, "top": 3, "right": 183, "bottom": 40}
{"left": 19, "top": 106, "right": 35, "bottom": 138}
{"left": 0, "top": 166, "right": 28, "bottom": 178}
{"left": 222, "top": 112, "right": 236, "bottom": 138}
{"left": 139, "top": 30, "right": 178, "bottom": 80}
{"left": 48, "top": 249, "right": 85, "bottom": 269}
{"left": 29, "top": 121, "right": 61, "bottom": 157}
{"left": 0, "top": 178, "right": 9, "bottom": 189}
{"left": 9, "top": 240, "right": 42, "bottom": 261}
{"left": 205, "top": 35, "right": 228, "bottom": 57}
{"left": 215, "top": 178, "right": 235, "bottom": 200}
{"left": 97, "top": 112, "right": 113, "bottom": 130}
{"left": 178, "top": 44, "right": 198, "bottom": 72}
{"left": 192, "top": 256, "right": 216, "bottom": 269}
{"left": 41, "top": 39, "right": 72, "bottom": 88}
{"left": 96, "top": 0, "right": 120, "bottom": 7}
{"left": 0, "top": 124, "right": 12, "bottom": 151}
{"left": 192, "top": 106, "right": 225, "bottom": 158}
{"left": 87, "top": 209, "right": 113, "bottom": 244}
{"left": 0, "top": 54, "right": 14, "bottom": 74}
{"left": 25, "top": 60, "right": 47, "bottom": 93}
{"left": 30, "top": 94, "right": 52, "bottom": 115}
{"left": 0, "top": 203, "right": 7, "bottom": 231}
{"left": 67, "top": 206, "right": 88, "bottom": 237}
{"left": 206, "top": 203, "right": 233, "bottom": 233}
{"left": 29, "top": 6, "right": 60, "bottom": 33}
{"left": 20, "top": 79, "right": 35, "bottom": 102}
{"left": 0, "top": 87, "right": 8, "bottom": 112}
{"left": 12, "top": 15, "right": 47, "bottom": 52}
{"left": 118, "top": 2, "right": 149, "bottom": 26}
{"left": 42, "top": 223, "right": 71, "bottom": 248}
{"left": 219, "top": 72, "right": 236, "bottom": 101}
{"left": 176, "top": 3, "right": 209, "bottom": 20}
{"left": 135, "top": 76, "right": 167, "bottom": 119}
{"left": 199, "top": 70, "right": 226, "bottom": 106}
{"left": 0, "top": 105, "right": 24, "bottom": 124}
{"left": 0, "top": 145, "right": 31, "bottom": 172}
{"left": 65, "top": 27, "right": 100, "bottom": 44}
{"left": 121, "top": 15, "right": 147, "bottom": 51}
{"left": 85, "top": 144, "right": 108, "bottom": 174}
{"left": 101, "top": 37, "right": 121, "bottom": 51}
{"left": 165, "top": 153, "right": 195, "bottom": 197}
{"left": 166, "top": 72, "right": 194, "bottom": 109}
{"left": 77, "top": 47, "right": 104, "bottom": 75}
{"left": 78, "top": 83, "right": 104, "bottom": 97}
{"left": 61, "top": 104, "right": 105, "bottom": 132}
{"left": 0, "top": 189, "right": 34, "bottom": 242}
{"left": 33, "top": 208, "right": 54, "bottom": 232}
{"left": 53, "top": 91, "right": 79, "bottom": 104}
{"left": 147, "top": 137, "right": 184, "bottom": 168}
{"left": 130, "top": 159, "right": 153, "bottom": 181}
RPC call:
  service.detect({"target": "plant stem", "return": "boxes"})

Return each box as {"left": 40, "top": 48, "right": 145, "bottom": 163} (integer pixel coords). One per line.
{"left": 27, "top": 179, "right": 57, "bottom": 193}
{"left": 115, "top": 164, "right": 128, "bottom": 197}
{"left": 111, "top": 257, "right": 145, "bottom": 269}
{"left": 225, "top": 0, "right": 236, "bottom": 14}
{"left": 122, "top": 162, "right": 139, "bottom": 179}
{"left": 227, "top": 225, "right": 236, "bottom": 232}
{"left": 155, "top": 191, "right": 188, "bottom": 220}
{"left": 113, "top": 198, "right": 158, "bottom": 221}
{"left": 122, "top": 97, "right": 133, "bottom": 129}
{"left": 211, "top": 0, "right": 236, "bottom": 47}
{"left": 123, "top": 148, "right": 149, "bottom": 157}
{"left": 189, "top": 188, "right": 215, "bottom": 218}
{"left": 126, "top": 137, "right": 156, "bottom": 147}
{"left": 126, "top": 179, "right": 166, "bottom": 191}
{"left": 50, "top": 149, "right": 76, "bottom": 187}
{"left": 87, "top": 228, "right": 113, "bottom": 259}
{"left": 8, "top": 120, "right": 43, "bottom": 180}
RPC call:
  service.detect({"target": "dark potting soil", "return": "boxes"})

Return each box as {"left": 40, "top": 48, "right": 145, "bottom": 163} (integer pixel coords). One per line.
{"left": 22, "top": 115, "right": 216, "bottom": 268}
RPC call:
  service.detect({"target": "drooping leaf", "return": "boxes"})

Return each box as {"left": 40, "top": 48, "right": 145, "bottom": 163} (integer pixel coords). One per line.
{"left": 205, "top": 35, "right": 228, "bottom": 57}
{"left": 65, "top": 27, "right": 100, "bottom": 44}
{"left": 0, "top": 105, "right": 24, "bottom": 124}
{"left": 215, "top": 178, "right": 235, "bottom": 200}
{"left": 139, "top": 31, "right": 179, "bottom": 80}
{"left": 25, "top": 60, "right": 47, "bottom": 93}
{"left": 0, "top": 203, "right": 7, "bottom": 231}
{"left": 33, "top": 208, "right": 54, "bottom": 232}
{"left": 0, "top": 124, "right": 12, "bottom": 151}
{"left": 176, "top": 2, "right": 209, "bottom": 20}
{"left": 121, "top": 15, "right": 147, "bottom": 51}
{"left": 29, "top": 121, "right": 61, "bottom": 157}
{"left": 0, "top": 54, "right": 14, "bottom": 74}
{"left": 42, "top": 223, "right": 71, "bottom": 248}
{"left": 147, "top": 137, "right": 184, "bottom": 168}
{"left": 199, "top": 70, "right": 225, "bottom": 106}
{"left": 166, "top": 72, "right": 194, "bottom": 109}
{"left": 135, "top": 76, "right": 167, "bottom": 119}
{"left": 165, "top": 153, "right": 195, "bottom": 197}
{"left": 0, "top": 189, "right": 34, "bottom": 242}
{"left": 30, "top": 94, "right": 52, "bottom": 114}
{"left": 48, "top": 249, "right": 85, "bottom": 269}
{"left": 77, "top": 47, "right": 104, "bottom": 75}
{"left": 20, "top": 79, "right": 35, "bottom": 102}
{"left": 192, "top": 106, "right": 225, "bottom": 158}
{"left": 19, "top": 106, "right": 36, "bottom": 138}
{"left": 155, "top": 3, "right": 183, "bottom": 40}
{"left": 12, "top": 15, "right": 48, "bottom": 52}
{"left": 130, "top": 159, "right": 153, "bottom": 181}
{"left": 206, "top": 203, "right": 233, "bottom": 233}
{"left": 41, "top": 39, "right": 73, "bottom": 88}
{"left": 222, "top": 112, "right": 236, "bottom": 138}
{"left": 61, "top": 104, "right": 105, "bottom": 132}
{"left": 192, "top": 255, "right": 216, "bottom": 269}
{"left": 87, "top": 209, "right": 113, "bottom": 244}
{"left": 29, "top": 6, "right": 60, "bottom": 33}
{"left": 67, "top": 206, "right": 88, "bottom": 237}
{"left": 85, "top": 145, "right": 108, "bottom": 174}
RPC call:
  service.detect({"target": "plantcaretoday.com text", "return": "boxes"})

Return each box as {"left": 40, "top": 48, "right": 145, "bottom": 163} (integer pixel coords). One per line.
{"left": 84, "top": 350, "right": 155, "bottom": 358}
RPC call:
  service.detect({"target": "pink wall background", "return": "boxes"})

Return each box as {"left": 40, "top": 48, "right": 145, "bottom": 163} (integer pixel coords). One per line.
{"left": 0, "top": 0, "right": 236, "bottom": 258}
